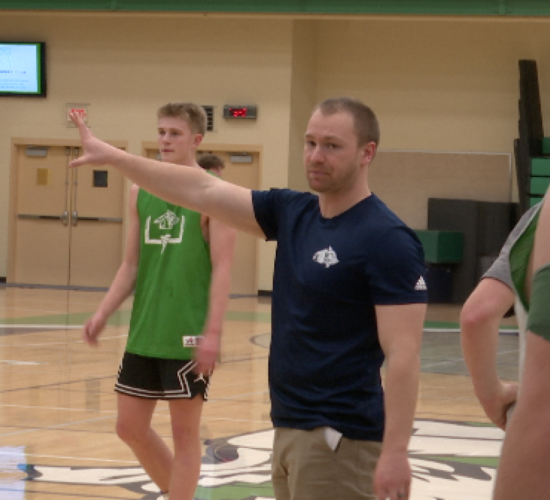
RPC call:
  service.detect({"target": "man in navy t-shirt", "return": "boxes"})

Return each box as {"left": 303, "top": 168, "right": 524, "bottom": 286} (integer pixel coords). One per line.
{"left": 69, "top": 96, "right": 428, "bottom": 500}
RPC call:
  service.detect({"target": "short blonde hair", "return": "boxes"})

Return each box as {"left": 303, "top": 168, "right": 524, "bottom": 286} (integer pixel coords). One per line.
{"left": 157, "top": 102, "right": 207, "bottom": 136}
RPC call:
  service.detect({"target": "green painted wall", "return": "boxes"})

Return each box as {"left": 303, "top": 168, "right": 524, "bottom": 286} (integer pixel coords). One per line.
{"left": 2, "top": 0, "right": 550, "bottom": 16}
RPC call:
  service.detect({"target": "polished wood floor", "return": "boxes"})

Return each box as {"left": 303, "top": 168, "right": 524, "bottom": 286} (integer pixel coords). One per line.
{"left": 0, "top": 286, "right": 519, "bottom": 500}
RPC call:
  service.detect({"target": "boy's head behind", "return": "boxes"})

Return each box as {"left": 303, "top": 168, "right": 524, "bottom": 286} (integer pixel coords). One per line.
{"left": 198, "top": 154, "right": 225, "bottom": 177}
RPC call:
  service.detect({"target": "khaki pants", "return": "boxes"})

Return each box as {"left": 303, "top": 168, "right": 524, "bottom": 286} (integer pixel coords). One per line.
{"left": 272, "top": 427, "right": 381, "bottom": 500}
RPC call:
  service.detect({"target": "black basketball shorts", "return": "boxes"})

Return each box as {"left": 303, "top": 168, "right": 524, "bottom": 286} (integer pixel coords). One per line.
{"left": 114, "top": 351, "right": 211, "bottom": 400}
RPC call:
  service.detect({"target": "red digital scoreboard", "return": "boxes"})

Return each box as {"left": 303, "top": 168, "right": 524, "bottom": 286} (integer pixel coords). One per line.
{"left": 223, "top": 105, "right": 258, "bottom": 120}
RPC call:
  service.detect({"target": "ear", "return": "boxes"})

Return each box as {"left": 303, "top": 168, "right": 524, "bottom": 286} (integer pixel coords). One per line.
{"left": 361, "top": 141, "right": 377, "bottom": 165}
{"left": 193, "top": 133, "right": 204, "bottom": 148}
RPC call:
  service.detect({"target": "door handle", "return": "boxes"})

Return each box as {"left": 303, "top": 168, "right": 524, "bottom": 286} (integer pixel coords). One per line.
{"left": 18, "top": 213, "right": 65, "bottom": 222}
{"left": 61, "top": 210, "right": 69, "bottom": 226}
{"left": 72, "top": 210, "right": 78, "bottom": 226}
{"left": 75, "top": 216, "right": 123, "bottom": 223}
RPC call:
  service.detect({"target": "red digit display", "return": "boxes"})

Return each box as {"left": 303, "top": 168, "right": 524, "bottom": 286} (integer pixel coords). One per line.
{"left": 224, "top": 105, "right": 257, "bottom": 120}
{"left": 230, "top": 107, "right": 247, "bottom": 117}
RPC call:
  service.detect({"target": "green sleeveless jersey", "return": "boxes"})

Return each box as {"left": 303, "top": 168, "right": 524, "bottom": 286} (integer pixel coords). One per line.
{"left": 510, "top": 207, "right": 541, "bottom": 312}
{"left": 126, "top": 189, "right": 212, "bottom": 359}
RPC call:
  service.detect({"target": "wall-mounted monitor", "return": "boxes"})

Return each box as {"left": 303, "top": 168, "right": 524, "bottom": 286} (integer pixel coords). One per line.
{"left": 0, "top": 42, "right": 47, "bottom": 97}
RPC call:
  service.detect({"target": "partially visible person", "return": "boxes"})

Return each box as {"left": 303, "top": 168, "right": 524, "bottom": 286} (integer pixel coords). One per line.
{"left": 460, "top": 204, "right": 540, "bottom": 429}
{"left": 82, "top": 102, "right": 236, "bottom": 500}
{"left": 198, "top": 153, "right": 225, "bottom": 176}
{"left": 198, "top": 154, "right": 226, "bottom": 241}
{"left": 492, "top": 195, "right": 550, "bottom": 499}
{"left": 69, "top": 96, "right": 428, "bottom": 500}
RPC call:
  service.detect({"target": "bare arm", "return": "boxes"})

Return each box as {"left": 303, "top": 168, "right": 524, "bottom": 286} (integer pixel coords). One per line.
{"left": 83, "top": 184, "right": 141, "bottom": 346}
{"left": 195, "top": 217, "right": 237, "bottom": 374}
{"left": 460, "top": 278, "right": 518, "bottom": 429}
{"left": 494, "top": 197, "right": 550, "bottom": 498}
{"left": 493, "top": 332, "right": 550, "bottom": 499}
{"left": 374, "top": 303, "right": 426, "bottom": 500}
{"left": 69, "top": 111, "right": 265, "bottom": 239}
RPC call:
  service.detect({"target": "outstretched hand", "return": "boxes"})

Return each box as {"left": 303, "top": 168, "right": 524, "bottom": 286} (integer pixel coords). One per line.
{"left": 69, "top": 110, "right": 119, "bottom": 168}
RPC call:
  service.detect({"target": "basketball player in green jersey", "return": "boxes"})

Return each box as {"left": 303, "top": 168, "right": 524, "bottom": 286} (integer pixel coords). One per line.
{"left": 493, "top": 192, "right": 550, "bottom": 499}
{"left": 82, "top": 102, "right": 236, "bottom": 500}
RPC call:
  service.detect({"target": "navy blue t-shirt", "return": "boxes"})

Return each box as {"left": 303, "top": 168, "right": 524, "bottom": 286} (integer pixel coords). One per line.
{"left": 252, "top": 189, "right": 427, "bottom": 441}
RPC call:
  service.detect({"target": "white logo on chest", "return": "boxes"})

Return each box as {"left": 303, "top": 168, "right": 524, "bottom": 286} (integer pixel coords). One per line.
{"left": 155, "top": 210, "right": 179, "bottom": 230}
{"left": 144, "top": 210, "right": 185, "bottom": 253}
{"left": 312, "top": 246, "right": 339, "bottom": 268}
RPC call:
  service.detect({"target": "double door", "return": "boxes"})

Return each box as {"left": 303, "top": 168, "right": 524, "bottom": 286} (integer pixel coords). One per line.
{"left": 9, "top": 143, "right": 125, "bottom": 288}
{"left": 144, "top": 146, "right": 260, "bottom": 295}
{"left": 199, "top": 149, "right": 259, "bottom": 296}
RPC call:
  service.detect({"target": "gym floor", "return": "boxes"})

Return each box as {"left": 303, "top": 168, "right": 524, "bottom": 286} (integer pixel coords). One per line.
{"left": 0, "top": 286, "right": 518, "bottom": 499}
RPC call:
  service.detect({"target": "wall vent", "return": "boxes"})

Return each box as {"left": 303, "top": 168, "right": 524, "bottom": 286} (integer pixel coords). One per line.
{"left": 202, "top": 105, "right": 214, "bottom": 132}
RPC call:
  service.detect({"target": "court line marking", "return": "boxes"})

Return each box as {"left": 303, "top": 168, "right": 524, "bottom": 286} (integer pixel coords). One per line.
{"left": 203, "top": 416, "right": 271, "bottom": 424}
{"left": 0, "top": 404, "right": 118, "bottom": 414}
{"left": 0, "top": 450, "right": 139, "bottom": 464}
{"left": 0, "top": 414, "right": 119, "bottom": 438}
{"left": 0, "top": 410, "right": 272, "bottom": 441}
{"left": 209, "top": 389, "right": 269, "bottom": 402}
{"left": 0, "top": 375, "right": 114, "bottom": 394}
{"left": 0, "top": 334, "right": 127, "bottom": 348}
{"left": 0, "top": 324, "right": 84, "bottom": 329}
{"left": 424, "top": 328, "right": 518, "bottom": 334}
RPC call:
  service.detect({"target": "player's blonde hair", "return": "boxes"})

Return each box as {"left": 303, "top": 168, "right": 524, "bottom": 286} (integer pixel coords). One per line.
{"left": 157, "top": 102, "right": 207, "bottom": 136}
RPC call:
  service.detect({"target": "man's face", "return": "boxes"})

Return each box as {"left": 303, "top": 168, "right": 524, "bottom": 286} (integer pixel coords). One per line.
{"left": 157, "top": 116, "right": 201, "bottom": 164}
{"left": 303, "top": 109, "right": 373, "bottom": 194}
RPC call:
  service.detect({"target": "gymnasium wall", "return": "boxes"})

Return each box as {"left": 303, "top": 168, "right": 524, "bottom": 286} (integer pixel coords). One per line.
{"left": 288, "top": 21, "right": 318, "bottom": 193}
{"left": 0, "top": 12, "right": 293, "bottom": 289}
{"left": 3, "top": 11, "right": 550, "bottom": 290}
{"left": 309, "top": 17, "right": 550, "bottom": 227}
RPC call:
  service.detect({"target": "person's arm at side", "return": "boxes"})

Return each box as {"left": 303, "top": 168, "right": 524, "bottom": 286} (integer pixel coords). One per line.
{"left": 493, "top": 332, "right": 550, "bottom": 499}
{"left": 494, "top": 197, "right": 550, "bottom": 499}
{"left": 373, "top": 302, "right": 426, "bottom": 500}
{"left": 460, "top": 278, "right": 517, "bottom": 429}
{"left": 82, "top": 184, "right": 141, "bottom": 346}
{"left": 195, "top": 217, "right": 237, "bottom": 374}
{"left": 69, "top": 111, "right": 264, "bottom": 239}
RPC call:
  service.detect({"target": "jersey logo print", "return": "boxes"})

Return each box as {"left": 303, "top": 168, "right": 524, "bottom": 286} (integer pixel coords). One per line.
{"left": 144, "top": 210, "right": 185, "bottom": 253}
{"left": 312, "top": 246, "right": 339, "bottom": 268}
{"left": 183, "top": 336, "right": 203, "bottom": 347}
{"left": 415, "top": 276, "right": 428, "bottom": 291}
{"left": 155, "top": 210, "right": 179, "bottom": 230}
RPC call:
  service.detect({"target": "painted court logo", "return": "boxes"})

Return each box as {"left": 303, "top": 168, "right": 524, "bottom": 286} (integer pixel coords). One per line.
{"left": 13, "top": 419, "right": 503, "bottom": 500}
{"left": 312, "top": 246, "right": 339, "bottom": 268}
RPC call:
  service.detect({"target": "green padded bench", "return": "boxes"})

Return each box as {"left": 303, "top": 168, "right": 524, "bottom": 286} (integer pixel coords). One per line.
{"left": 530, "top": 176, "right": 550, "bottom": 196}
{"left": 414, "top": 230, "right": 464, "bottom": 264}
{"left": 531, "top": 157, "right": 550, "bottom": 176}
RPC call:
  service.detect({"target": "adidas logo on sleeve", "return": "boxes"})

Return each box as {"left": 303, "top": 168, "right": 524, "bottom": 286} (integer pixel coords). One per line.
{"left": 415, "top": 276, "right": 427, "bottom": 291}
